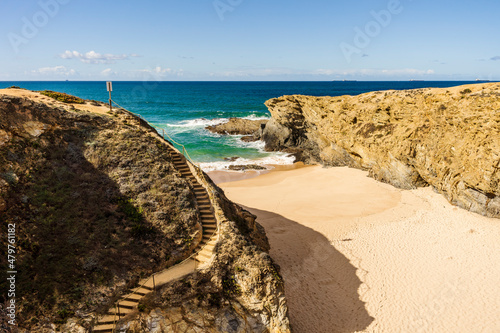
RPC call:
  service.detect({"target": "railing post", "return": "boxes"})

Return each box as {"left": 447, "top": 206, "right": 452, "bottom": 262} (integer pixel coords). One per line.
{"left": 153, "top": 275, "right": 156, "bottom": 292}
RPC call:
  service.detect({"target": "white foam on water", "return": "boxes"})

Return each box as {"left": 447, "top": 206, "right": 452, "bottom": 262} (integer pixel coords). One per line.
{"left": 164, "top": 114, "right": 269, "bottom": 130}
{"left": 199, "top": 153, "right": 296, "bottom": 172}
{"left": 166, "top": 118, "right": 229, "bottom": 128}
{"left": 241, "top": 114, "right": 271, "bottom": 121}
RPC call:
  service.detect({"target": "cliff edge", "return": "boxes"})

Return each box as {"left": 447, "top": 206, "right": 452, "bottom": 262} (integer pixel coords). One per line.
{"left": 262, "top": 83, "right": 500, "bottom": 218}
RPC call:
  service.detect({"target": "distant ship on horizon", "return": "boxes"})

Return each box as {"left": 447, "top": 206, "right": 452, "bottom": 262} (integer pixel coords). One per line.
{"left": 475, "top": 79, "right": 490, "bottom": 82}
{"left": 409, "top": 79, "right": 425, "bottom": 82}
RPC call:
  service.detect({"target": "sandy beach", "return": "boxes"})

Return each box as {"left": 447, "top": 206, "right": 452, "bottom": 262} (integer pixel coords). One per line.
{"left": 217, "top": 165, "right": 500, "bottom": 333}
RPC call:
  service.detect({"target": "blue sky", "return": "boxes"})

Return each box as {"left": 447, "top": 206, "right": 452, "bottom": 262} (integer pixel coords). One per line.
{"left": 1, "top": 0, "right": 499, "bottom": 81}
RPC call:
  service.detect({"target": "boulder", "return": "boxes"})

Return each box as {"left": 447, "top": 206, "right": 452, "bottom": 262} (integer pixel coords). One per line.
{"left": 206, "top": 118, "right": 268, "bottom": 138}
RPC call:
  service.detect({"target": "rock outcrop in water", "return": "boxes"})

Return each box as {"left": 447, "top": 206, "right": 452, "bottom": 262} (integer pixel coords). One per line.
{"left": 0, "top": 89, "right": 290, "bottom": 332}
{"left": 206, "top": 118, "right": 268, "bottom": 142}
{"left": 262, "top": 83, "right": 500, "bottom": 218}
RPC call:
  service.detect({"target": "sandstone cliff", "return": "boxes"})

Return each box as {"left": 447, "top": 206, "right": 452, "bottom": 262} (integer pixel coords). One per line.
{"left": 0, "top": 89, "right": 290, "bottom": 332}
{"left": 262, "top": 83, "right": 500, "bottom": 218}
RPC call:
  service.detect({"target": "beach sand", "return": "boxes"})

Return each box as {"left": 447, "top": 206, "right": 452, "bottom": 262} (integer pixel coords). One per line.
{"left": 218, "top": 165, "right": 500, "bottom": 333}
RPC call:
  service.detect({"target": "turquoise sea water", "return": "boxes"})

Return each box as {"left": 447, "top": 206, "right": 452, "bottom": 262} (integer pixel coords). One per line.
{"left": 0, "top": 81, "right": 485, "bottom": 170}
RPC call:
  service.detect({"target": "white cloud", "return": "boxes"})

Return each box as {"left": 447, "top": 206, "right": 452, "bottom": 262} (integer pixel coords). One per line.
{"left": 59, "top": 50, "right": 138, "bottom": 64}
{"left": 101, "top": 68, "right": 115, "bottom": 76}
{"left": 139, "top": 66, "right": 173, "bottom": 74}
{"left": 31, "top": 66, "right": 76, "bottom": 76}
{"left": 135, "top": 66, "right": 184, "bottom": 77}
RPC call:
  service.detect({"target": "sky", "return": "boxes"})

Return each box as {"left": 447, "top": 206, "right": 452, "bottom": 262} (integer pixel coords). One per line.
{"left": 1, "top": 0, "right": 499, "bottom": 81}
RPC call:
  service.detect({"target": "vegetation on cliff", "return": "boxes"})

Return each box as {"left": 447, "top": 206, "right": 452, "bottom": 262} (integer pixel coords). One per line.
{"left": 0, "top": 90, "right": 290, "bottom": 332}
{"left": 39, "top": 90, "right": 86, "bottom": 104}
{"left": 0, "top": 95, "right": 200, "bottom": 329}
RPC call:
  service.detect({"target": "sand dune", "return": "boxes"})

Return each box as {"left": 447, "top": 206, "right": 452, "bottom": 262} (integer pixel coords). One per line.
{"left": 218, "top": 166, "right": 500, "bottom": 333}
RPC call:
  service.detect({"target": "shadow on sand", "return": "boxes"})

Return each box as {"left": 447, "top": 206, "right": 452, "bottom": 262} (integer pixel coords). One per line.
{"left": 245, "top": 206, "right": 374, "bottom": 333}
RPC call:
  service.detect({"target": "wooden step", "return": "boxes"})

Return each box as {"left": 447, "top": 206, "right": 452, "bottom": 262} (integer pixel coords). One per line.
{"left": 122, "top": 293, "right": 143, "bottom": 301}
{"left": 197, "top": 199, "right": 210, "bottom": 204}
{"left": 202, "top": 222, "right": 217, "bottom": 228}
{"left": 117, "top": 300, "right": 137, "bottom": 309}
{"left": 196, "top": 252, "right": 212, "bottom": 261}
{"left": 194, "top": 190, "right": 206, "bottom": 195}
{"left": 131, "top": 286, "right": 153, "bottom": 296}
{"left": 107, "top": 307, "right": 131, "bottom": 315}
{"left": 201, "top": 244, "right": 215, "bottom": 252}
{"left": 96, "top": 315, "right": 120, "bottom": 325}
{"left": 196, "top": 245, "right": 214, "bottom": 253}
{"left": 92, "top": 324, "right": 114, "bottom": 332}
{"left": 198, "top": 248, "right": 213, "bottom": 257}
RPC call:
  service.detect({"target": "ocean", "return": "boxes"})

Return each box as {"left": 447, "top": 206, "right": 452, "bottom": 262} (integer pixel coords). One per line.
{"left": 0, "top": 81, "right": 483, "bottom": 170}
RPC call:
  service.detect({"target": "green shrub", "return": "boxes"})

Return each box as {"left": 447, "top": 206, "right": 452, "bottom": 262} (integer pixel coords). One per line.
{"left": 39, "top": 90, "right": 85, "bottom": 104}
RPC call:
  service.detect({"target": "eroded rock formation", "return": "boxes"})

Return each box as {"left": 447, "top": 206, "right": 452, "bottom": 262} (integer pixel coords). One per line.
{"left": 262, "top": 83, "right": 500, "bottom": 218}
{"left": 206, "top": 118, "right": 268, "bottom": 142}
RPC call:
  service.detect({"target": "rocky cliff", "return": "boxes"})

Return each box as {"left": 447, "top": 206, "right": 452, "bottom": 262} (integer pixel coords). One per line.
{"left": 262, "top": 83, "right": 500, "bottom": 218}
{"left": 0, "top": 89, "right": 290, "bottom": 332}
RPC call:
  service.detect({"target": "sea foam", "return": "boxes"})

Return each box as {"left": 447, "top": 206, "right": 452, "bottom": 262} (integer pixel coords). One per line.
{"left": 165, "top": 114, "right": 270, "bottom": 129}
{"left": 199, "top": 153, "right": 296, "bottom": 172}
{"left": 166, "top": 118, "right": 229, "bottom": 128}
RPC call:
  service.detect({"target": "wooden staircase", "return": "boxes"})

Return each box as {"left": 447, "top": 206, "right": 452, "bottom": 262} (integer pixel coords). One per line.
{"left": 91, "top": 141, "right": 219, "bottom": 332}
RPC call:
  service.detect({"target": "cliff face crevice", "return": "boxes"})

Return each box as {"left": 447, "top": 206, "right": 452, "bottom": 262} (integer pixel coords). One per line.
{"left": 262, "top": 83, "right": 500, "bottom": 218}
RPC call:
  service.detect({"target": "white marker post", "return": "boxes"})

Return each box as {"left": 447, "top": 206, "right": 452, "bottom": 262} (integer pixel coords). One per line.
{"left": 106, "top": 81, "right": 113, "bottom": 112}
